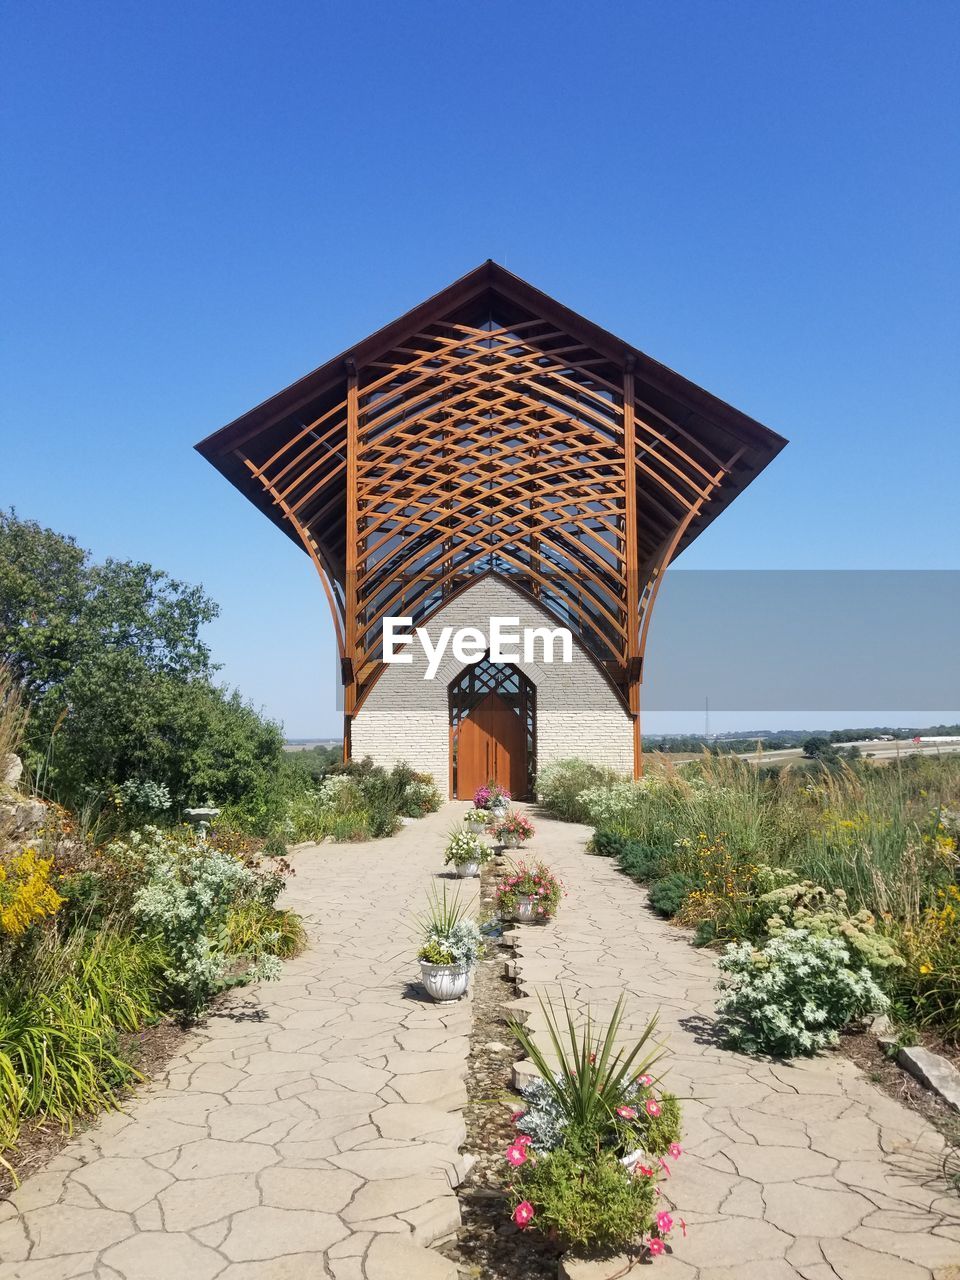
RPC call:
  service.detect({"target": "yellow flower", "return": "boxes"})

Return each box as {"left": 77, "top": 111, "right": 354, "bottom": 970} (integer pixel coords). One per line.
{"left": 0, "top": 848, "right": 63, "bottom": 937}
{"left": 919, "top": 963, "right": 933, "bottom": 975}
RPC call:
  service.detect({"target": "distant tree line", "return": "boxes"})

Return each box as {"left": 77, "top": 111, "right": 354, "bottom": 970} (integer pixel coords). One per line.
{"left": 0, "top": 509, "right": 286, "bottom": 813}
{"left": 648, "top": 725, "right": 960, "bottom": 755}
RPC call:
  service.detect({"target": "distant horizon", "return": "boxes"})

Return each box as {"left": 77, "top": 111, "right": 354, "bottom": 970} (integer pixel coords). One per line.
{"left": 283, "top": 720, "right": 960, "bottom": 746}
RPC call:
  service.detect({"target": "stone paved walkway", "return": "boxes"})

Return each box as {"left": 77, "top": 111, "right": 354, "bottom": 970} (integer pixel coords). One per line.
{"left": 508, "top": 812, "right": 960, "bottom": 1280}
{"left": 0, "top": 806, "right": 470, "bottom": 1280}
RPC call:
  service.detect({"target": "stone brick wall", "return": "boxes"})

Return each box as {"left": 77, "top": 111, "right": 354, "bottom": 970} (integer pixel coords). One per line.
{"left": 351, "top": 577, "right": 633, "bottom": 794}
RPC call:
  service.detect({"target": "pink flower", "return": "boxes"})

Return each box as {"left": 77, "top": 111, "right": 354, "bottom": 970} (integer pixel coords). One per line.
{"left": 658, "top": 1156, "right": 671, "bottom": 1178}
{"left": 505, "top": 1144, "right": 527, "bottom": 1167}
{"left": 656, "top": 1211, "right": 674, "bottom": 1235}
{"left": 518, "top": 1135, "right": 533, "bottom": 1147}
{"left": 637, "top": 1073, "right": 653, "bottom": 1086}
{"left": 669, "top": 1143, "right": 683, "bottom": 1159}
{"left": 635, "top": 1163, "right": 654, "bottom": 1177}
{"left": 645, "top": 1099, "right": 661, "bottom": 1117}
{"left": 616, "top": 1105, "right": 637, "bottom": 1119}
{"left": 513, "top": 1200, "right": 535, "bottom": 1228}
{"left": 679, "top": 1218, "right": 687, "bottom": 1238}
{"left": 510, "top": 1110, "right": 525, "bottom": 1123}
{"left": 648, "top": 1238, "right": 665, "bottom": 1256}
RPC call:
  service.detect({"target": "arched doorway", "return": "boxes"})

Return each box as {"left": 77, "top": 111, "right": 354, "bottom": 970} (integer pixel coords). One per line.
{"left": 449, "top": 655, "right": 535, "bottom": 800}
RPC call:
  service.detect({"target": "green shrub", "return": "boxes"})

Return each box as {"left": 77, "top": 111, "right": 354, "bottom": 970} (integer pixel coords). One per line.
{"left": 648, "top": 873, "right": 697, "bottom": 918}
{"left": 716, "top": 929, "right": 889, "bottom": 1056}
{"left": 509, "top": 1143, "right": 655, "bottom": 1249}
{"left": 536, "top": 759, "right": 625, "bottom": 823}
{"left": 0, "top": 926, "right": 166, "bottom": 1149}
{"left": 400, "top": 776, "right": 442, "bottom": 818}
{"left": 757, "top": 881, "right": 905, "bottom": 975}
{"left": 116, "top": 827, "right": 282, "bottom": 1014}
{"left": 617, "top": 841, "right": 665, "bottom": 882}
{"left": 223, "top": 901, "right": 307, "bottom": 959}
{"left": 590, "top": 829, "right": 626, "bottom": 858}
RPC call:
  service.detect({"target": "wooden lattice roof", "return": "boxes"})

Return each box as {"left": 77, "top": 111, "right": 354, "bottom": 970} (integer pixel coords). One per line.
{"left": 196, "top": 262, "right": 786, "bottom": 720}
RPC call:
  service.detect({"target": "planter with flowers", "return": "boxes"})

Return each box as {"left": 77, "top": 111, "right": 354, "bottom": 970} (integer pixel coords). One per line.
{"left": 415, "top": 886, "right": 482, "bottom": 1002}
{"left": 444, "top": 828, "right": 493, "bottom": 878}
{"left": 462, "top": 806, "right": 490, "bottom": 834}
{"left": 504, "top": 992, "right": 685, "bottom": 1266}
{"left": 474, "top": 781, "right": 511, "bottom": 818}
{"left": 495, "top": 860, "right": 563, "bottom": 923}
{"left": 491, "top": 809, "right": 535, "bottom": 850}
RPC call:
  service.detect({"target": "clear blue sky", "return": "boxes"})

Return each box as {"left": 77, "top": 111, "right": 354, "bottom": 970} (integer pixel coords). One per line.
{"left": 3, "top": 2, "right": 958, "bottom": 737}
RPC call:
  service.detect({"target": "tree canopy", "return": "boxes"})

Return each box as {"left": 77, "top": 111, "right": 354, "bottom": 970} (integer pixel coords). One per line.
{"left": 0, "top": 510, "right": 283, "bottom": 808}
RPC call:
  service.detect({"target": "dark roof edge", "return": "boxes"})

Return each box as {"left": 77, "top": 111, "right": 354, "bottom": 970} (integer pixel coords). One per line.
{"left": 195, "top": 260, "right": 787, "bottom": 463}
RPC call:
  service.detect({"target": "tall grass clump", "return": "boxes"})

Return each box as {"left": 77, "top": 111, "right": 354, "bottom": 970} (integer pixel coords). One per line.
{"left": 0, "top": 661, "right": 28, "bottom": 773}
{"left": 557, "top": 750, "right": 960, "bottom": 1043}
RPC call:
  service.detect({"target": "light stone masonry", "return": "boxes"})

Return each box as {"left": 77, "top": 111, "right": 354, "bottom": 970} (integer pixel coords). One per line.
{"left": 351, "top": 577, "right": 633, "bottom": 793}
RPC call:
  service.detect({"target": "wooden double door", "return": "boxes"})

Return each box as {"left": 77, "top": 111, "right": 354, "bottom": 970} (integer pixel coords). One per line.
{"left": 455, "top": 690, "right": 527, "bottom": 800}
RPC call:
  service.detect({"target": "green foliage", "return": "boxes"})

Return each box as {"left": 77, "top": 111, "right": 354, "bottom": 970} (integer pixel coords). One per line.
{"left": 716, "top": 929, "right": 889, "bottom": 1057}
{"left": 415, "top": 885, "right": 482, "bottom": 967}
{"left": 648, "top": 873, "right": 697, "bottom": 918}
{"left": 0, "top": 925, "right": 167, "bottom": 1149}
{"left": 443, "top": 828, "right": 490, "bottom": 867}
{"left": 589, "top": 829, "right": 626, "bottom": 857}
{"left": 643, "top": 1091, "right": 683, "bottom": 1157}
{"left": 223, "top": 900, "right": 307, "bottom": 959}
{"left": 757, "top": 881, "right": 904, "bottom": 974}
{"left": 509, "top": 992, "right": 663, "bottom": 1137}
{"left": 494, "top": 860, "right": 564, "bottom": 920}
{"left": 536, "top": 758, "right": 625, "bottom": 823}
{"left": 0, "top": 510, "right": 286, "bottom": 812}
{"left": 510, "top": 1143, "right": 656, "bottom": 1250}
{"left": 616, "top": 840, "right": 665, "bottom": 882}
{"left": 0, "top": 660, "right": 28, "bottom": 765}
{"left": 113, "top": 827, "right": 282, "bottom": 1013}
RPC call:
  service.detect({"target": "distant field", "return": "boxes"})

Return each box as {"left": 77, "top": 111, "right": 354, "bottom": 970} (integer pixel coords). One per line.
{"left": 284, "top": 739, "right": 340, "bottom": 752}
{"left": 646, "top": 738, "right": 960, "bottom": 766}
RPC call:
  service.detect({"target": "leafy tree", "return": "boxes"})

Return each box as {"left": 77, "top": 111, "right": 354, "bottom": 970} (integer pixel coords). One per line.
{"left": 0, "top": 510, "right": 283, "bottom": 808}
{"left": 801, "top": 736, "right": 838, "bottom": 762}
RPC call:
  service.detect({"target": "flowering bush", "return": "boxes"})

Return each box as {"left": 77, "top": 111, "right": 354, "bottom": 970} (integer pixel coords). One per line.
{"left": 495, "top": 860, "right": 564, "bottom": 920}
{"left": 415, "top": 886, "right": 482, "bottom": 968}
{"left": 400, "top": 777, "right": 442, "bottom": 818}
{"left": 715, "top": 928, "right": 889, "bottom": 1056}
{"left": 757, "top": 881, "right": 904, "bottom": 974}
{"left": 0, "top": 848, "right": 63, "bottom": 939}
{"left": 535, "top": 759, "right": 626, "bottom": 822}
{"left": 114, "top": 827, "right": 285, "bottom": 1013}
{"left": 492, "top": 810, "right": 535, "bottom": 844}
{"left": 509, "top": 1145, "right": 657, "bottom": 1250}
{"left": 896, "top": 883, "right": 960, "bottom": 1039}
{"left": 515, "top": 1070, "right": 681, "bottom": 1160}
{"left": 443, "top": 828, "right": 491, "bottom": 868}
{"left": 474, "top": 782, "right": 510, "bottom": 810}
{"left": 505, "top": 993, "right": 684, "bottom": 1254}
{"left": 114, "top": 778, "right": 172, "bottom": 814}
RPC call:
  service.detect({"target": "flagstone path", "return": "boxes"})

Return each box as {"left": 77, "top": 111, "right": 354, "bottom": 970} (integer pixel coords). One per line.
{"left": 508, "top": 812, "right": 960, "bottom": 1280}
{"left": 0, "top": 806, "right": 470, "bottom": 1280}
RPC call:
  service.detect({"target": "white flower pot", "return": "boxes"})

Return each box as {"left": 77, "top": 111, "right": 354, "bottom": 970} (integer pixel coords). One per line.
{"left": 456, "top": 859, "right": 480, "bottom": 878}
{"left": 419, "top": 960, "right": 470, "bottom": 1002}
{"left": 490, "top": 801, "right": 508, "bottom": 818}
{"left": 514, "top": 897, "right": 538, "bottom": 923}
{"left": 501, "top": 833, "right": 520, "bottom": 849}
{"left": 466, "top": 818, "right": 485, "bottom": 833}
